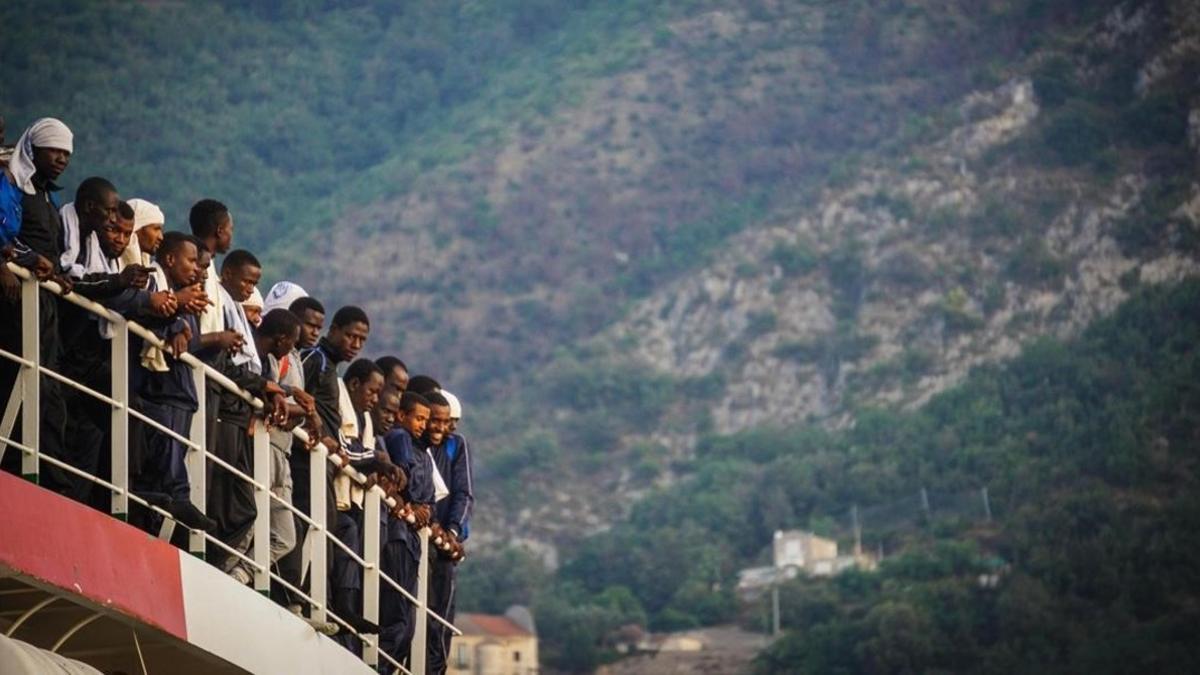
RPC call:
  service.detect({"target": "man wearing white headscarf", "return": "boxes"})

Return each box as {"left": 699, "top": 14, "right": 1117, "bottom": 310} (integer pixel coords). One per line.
{"left": 6, "top": 117, "right": 72, "bottom": 196}
{"left": 0, "top": 117, "right": 73, "bottom": 495}
{"left": 242, "top": 286, "right": 264, "bottom": 328}
{"left": 1, "top": 118, "right": 71, "bottom": 267}
{"left": 119, "top": 198, "right": 166, "bottom": 268}
{"left": 2, "top": 118, "right": 73, "bottom": 261}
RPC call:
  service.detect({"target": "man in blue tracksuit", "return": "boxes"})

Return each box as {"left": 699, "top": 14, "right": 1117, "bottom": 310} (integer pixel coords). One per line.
{"left": 421, "top": 391, "right": 473, "bottom": 675}
{"left": 378, "top": 391, "right": 433, "bottom": 672}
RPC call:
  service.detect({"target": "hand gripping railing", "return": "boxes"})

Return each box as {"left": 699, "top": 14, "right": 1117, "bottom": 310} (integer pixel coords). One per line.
{"left": 0, "top": 262, "right": 459, "bottom": 674}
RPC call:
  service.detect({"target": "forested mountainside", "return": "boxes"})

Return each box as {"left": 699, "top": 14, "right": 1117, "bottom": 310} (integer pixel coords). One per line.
{"left": 483, "top": 277, "right": 1200, "bottom": 672}
{"left": 749, "top": 283, "right": 1200, "bottom": 674}
{"left": 4, "top": 0, "right": 1200, "bottom": 671}
{"left": 463, "top": 0, "right": 1200, "bottom": 555}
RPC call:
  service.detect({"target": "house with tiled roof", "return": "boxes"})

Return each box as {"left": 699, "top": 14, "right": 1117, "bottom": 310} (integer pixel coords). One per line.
{"left": 448, "top": 605, "right": 538, "bottom": 675}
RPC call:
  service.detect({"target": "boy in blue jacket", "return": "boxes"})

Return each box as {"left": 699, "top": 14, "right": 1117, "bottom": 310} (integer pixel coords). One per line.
{"left": 378, "top": 391, "right": 433, "bottom": 672}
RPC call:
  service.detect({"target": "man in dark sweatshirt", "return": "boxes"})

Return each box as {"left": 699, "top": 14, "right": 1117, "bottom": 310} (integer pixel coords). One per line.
{"left": 330, "top": 357, "right": 389, "bottom": 652}
{"left": 292, "top": 305, "right": 376, "bottom": 635}
{"left": 422, "top": 391, "right": 473, "bottom": 675}
{"left": 130, "top": 232, "right": 214, "bottom": 531}
{"left": 57, "top": 187, "right": 176, "bottom": 507}
{"left": 379, "top": 390, "right": 434, "bottom": 672}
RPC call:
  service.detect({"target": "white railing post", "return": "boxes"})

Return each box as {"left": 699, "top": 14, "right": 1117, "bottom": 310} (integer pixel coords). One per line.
{"left": 309, "top": 445, "right": 328, "bottom": 623}
{"left": 19, "top": 273, "right": 39, "bottom": 481}
{"left": 188, "top": 367, "right": 208, "bottom": 557}
{"left": 0, "top": 365, "right": 20, "bottom": 462}
{"left": 110, "top": 318, "right": 129, "bottom": 519}
{"left": 0, "top": 266, "right": 25, "bottom": 462}
{"left": 363, "top": 490, "right": 381, "bottom": 667}
{"left": 412, "top": 526, "right": 430, "bottom": 675}
{"left": 252, "top": 420, "right": 271, "bottom": 594}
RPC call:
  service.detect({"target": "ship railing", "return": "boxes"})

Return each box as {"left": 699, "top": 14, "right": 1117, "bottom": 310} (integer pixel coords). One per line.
{"left": 0, "top": 261, "right": 458, "bottom": 674}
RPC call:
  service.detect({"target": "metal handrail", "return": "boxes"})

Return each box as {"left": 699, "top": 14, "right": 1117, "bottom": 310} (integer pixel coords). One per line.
{"left": 293, "top": 429, "right": 464, "bottom": 637}
{"left": 0, "top": 345, "right": 204, "bottom": 454}
{"left": 19, "top": 269, "right": 261, "bottom": 409}
{"left": 1, "top": 260, "right": 460, "bottom": 673}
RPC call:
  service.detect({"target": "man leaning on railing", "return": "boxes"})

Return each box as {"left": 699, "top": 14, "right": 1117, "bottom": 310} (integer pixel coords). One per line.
{"left": 58, "top": 180, "right": 178, "bottom": 508}
{"left": 206, "top": 248, "right": 289, "bottom": 584}
{"left": 424, "top": 389, "right": 473, "bottom": 675}
{"left": 301, "top": 306, "right": 380, "bottom": 639}
{"left": 1, "top": 118, "right": 76, "bottom": 484}
{"left": 254, "top": 308, "right": 321, "bottom": 583}
{"left": 379, "top": 391, "right": 436, "bottom": 667}
{"left": 129, "top": 231, "right": 215, "bottom": 531}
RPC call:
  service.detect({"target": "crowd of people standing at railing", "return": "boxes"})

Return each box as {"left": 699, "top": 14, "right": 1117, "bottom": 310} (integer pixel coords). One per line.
{"left": 0, "top": 116, "right": 474, "bottom": 673}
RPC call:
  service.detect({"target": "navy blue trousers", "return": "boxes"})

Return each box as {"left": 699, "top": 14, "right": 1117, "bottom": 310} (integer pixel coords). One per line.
{"left": 426, "top": 557, "right": 457, "bottom": 675}
{"left": 134, "top": 400, "right": 192, "bottom": 501}
{"left": 378, "top": 539, "right": 418, "bottom": 673}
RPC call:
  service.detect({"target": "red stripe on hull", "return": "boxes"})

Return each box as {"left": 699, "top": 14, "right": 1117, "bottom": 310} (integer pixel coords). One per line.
{"left": 0, "top": 472, "right": 187, "bottom": 640}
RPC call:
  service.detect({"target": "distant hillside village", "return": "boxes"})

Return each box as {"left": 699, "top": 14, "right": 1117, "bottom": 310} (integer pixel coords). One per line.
{"left": 448, "top": 606, "right": 538, "bottom": 675}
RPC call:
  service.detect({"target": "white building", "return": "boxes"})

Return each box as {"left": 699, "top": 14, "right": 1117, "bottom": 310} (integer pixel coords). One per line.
{"left": 773, "top": 530, "right": 839, "bottom": 570}
{"left": 738, "top": 530, "right": 877, "bottom": 597}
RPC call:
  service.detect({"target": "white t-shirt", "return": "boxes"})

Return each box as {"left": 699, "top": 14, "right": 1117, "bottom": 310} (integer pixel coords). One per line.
{"left": 198, "top": 259, "right": 225, "bottom": 334}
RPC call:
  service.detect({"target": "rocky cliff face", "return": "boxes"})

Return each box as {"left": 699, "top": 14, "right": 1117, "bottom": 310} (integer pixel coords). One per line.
{"left": 613, "top": 73, "right": 1199, "bottom": 440}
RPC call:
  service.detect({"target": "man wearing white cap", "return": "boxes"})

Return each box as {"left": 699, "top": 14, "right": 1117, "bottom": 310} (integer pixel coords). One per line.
{"left": 262, "top": 280, "right": 307, "bottom": 315}
{"left": 425, "top": 388, "right": 473, "bottom": 675}
{"left": 442, "top": 390, "right": 463, "bottom": 435}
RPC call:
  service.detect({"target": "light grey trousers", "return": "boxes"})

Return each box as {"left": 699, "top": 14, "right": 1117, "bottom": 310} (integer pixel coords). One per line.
{"left": 227, "top": 430, "right": 297, "bottom": 576}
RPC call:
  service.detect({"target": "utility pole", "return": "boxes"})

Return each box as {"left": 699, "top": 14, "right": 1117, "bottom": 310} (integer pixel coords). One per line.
{"left": 771, "top": 584, "right": 781, "bottom": 637}
{"left": 852, "top": 504, "right": 862, "bottom": 558}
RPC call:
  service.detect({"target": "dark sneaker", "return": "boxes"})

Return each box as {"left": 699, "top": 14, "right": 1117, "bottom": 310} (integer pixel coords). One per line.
{"left": 340, "top": 613, "right": 380, "bottom": 635}
{"left": 167, "top": 500, "right": 217, "bottom": 532}
{"left": 136, "top": 491, "right": 172, "bottom": 508}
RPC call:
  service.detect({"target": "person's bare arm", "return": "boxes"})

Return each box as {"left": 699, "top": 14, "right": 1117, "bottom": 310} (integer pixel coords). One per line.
{"left": 200, "top": 329, "right": 243, "bottom": 352}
